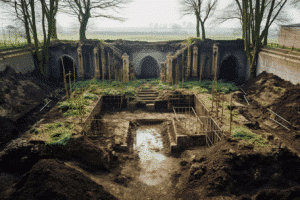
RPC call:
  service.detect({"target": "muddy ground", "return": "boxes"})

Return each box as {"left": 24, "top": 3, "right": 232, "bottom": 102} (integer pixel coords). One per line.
{"left": 1, "top": 65, "right": 300, "bottom": 200}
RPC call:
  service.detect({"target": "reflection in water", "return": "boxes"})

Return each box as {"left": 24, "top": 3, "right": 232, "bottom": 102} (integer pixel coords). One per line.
{"left": 134, "top": 127, "right": 170, "bottom": 186}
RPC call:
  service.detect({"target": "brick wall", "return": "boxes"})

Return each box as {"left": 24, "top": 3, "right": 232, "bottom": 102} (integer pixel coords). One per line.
{"left": 278, "top": 27, "right": 300, "bottom": 49}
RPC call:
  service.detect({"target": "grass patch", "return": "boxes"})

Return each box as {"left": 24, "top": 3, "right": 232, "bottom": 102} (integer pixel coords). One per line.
{"left": 231, "top": 126, "right": 270, "bottom": 151}
{"left": 273, "top": 86, "right": 285, "bottom": 93}
{"left": 44, "top": 122, "right": 73, "bottom": 146}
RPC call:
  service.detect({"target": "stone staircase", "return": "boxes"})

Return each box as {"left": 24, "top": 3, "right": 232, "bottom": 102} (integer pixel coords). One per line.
{"left": 137, "top": 88, "right": 159, "bottom": 110}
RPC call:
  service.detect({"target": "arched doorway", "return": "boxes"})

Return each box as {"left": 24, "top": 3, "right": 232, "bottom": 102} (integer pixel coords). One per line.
{"left": 59, "top": 56, "right": 76, "bottom": 83}
{"left": 140, "top": 56, "right": 159, "bottom": 79}
{"left": 219, "top": 56, "right": 239, "bottom": 84}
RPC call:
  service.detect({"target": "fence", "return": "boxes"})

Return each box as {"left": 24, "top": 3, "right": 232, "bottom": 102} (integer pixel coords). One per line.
{"left": 194, "top": 95, "right": 225, "bottom": 147}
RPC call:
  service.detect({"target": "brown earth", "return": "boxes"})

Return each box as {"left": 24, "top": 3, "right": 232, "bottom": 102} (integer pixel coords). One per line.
{"left": 1, "top": 63, "right": 300, "bottom": 200}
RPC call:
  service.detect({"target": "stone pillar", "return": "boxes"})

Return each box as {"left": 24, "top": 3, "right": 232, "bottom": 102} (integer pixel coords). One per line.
{"left": 192, "top": 46, "right": 198, "bottom": 77}
{"left": 212, "top": 43, "right": 219, "bottom": 80}
{"left": 166, "top": 54, "right": 173, "bottom": 84}
{"left": 108, "top": 53, "right": 111, "bottom": 82}
{"left": 160, "top": 63, "right": 166, "bottom": 82}
{"left": 187, "top": 45, "right": 191, "bottom": 79}
{"left": 77, "top": 46, "right": 84, "bottom": 79}
{"left": 122, "top": 53, "right": 129, "bottom": 83}
{"left": 93, "top": 47, "right": 100, "bottom": 79}
{"left": 100, "top": 43, "right": 106, "bottom": 80}
{"left": 199, "top": 54, "right": 205, "bottom": 82}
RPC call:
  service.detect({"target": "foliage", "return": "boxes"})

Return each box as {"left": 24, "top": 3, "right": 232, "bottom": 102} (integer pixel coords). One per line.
{"left": 186, "top": 37, "right": 202, "bottom": 45}
{"left": 57, "top": 95, "right": 90, "bottom": 117}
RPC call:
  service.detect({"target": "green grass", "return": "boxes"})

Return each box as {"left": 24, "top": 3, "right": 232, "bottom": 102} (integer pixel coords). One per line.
{"left": 231, "top": 126, "right": 270, "bottom": 151}
{"left": 265, "top": 42, "right": 300, "bottom": 52}
{"left": 44, "top": 122, "right": 73, "bottom": 146}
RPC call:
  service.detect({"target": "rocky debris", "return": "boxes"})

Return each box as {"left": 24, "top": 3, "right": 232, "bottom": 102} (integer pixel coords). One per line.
{"left": 5, "top": 159, "right": 118, "bottom": 200}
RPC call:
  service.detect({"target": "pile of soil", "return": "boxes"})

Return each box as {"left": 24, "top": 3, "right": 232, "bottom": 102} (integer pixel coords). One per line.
{"left": 4, "top": 159, "right": 117, "bottom": 200}
{"left": 241, "top": 71, "right": 300, "bottom": 127}
{"left": 0, "top": 66, "right": 59, "bottom": 119}
{"left": 174, "top": 139, "right": 300, "bottom": 200}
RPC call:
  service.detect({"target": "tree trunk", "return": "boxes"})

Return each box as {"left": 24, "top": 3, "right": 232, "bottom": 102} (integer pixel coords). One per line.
{"left": 79, "top": 15, "right": 89, "bottom": 41}
{"left": 196, "top": 18, "right": 200, "bottom": 37}
{"left": 24, "top": 16, "right": 31, "bottom": 44}
{"left": 50, "top": 17, "right": 58, "bottom": 39}
{"left": 200, "top": 21, "right": 206, "bottom": 40}
{"left": 263, "top": 29, "right": 268, "bottom": 46}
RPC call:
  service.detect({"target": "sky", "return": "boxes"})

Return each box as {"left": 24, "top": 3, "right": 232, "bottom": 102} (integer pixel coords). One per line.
{"left": 56, "top": 0, "right": 241, "bottom": 31}
{"left": 1, "top": 0, "right": 300, "bottom": 34}
{"left": 55, "top": 0, "right": 300, "bottom": 31}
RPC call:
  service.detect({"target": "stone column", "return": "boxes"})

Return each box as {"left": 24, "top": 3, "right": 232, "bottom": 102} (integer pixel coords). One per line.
{"left": 93, "top": 47, "right": 100, "bottom": 79}
{"left": 212, "top": 43, "right": 219, "bottom": 80}
{"left": 108, "top": 53, "right": 111, "bottom": 83}
{"left": 166, "top": 54, "right": 173, "bottom": 84}
{"left": 187, "top": 45, "right": 191, "bottom": 79}
{"left": 100, "top": 43, "right": 106, "bottom": 80}
{"left": 199, "top": 54, "right": 205, "bottom": 82}
{"left": 122, "top": 53, "right": 129, "bottom": 83}
{"left": 192, "top": 46, "right": 198, "bottom": 77}
{"left": 160, "top": 63, "right": 166, "bottom": 82}
{"left": 77, "top": 46, "right": 84, "bottom": 79}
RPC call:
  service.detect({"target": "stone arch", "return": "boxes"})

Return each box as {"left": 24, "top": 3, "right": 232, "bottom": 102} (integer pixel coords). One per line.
{"left": 218, "top": 55, "right": 239, "bottom": 84}
{"left": 139, "top": 56, "right": 160, "bottom": 79}
{"left": 59, "top": 55, "right": 76, "bottom": 83}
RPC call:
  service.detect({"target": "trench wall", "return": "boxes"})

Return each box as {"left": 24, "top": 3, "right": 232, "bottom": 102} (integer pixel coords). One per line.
{"left": 0, "top": 48, "right": 36, "bottom": 74}
{"left": 257, "top": 48, "right": 300, "bottom": 85}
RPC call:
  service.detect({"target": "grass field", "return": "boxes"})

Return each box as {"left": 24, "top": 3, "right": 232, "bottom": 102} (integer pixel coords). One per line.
{"left": 0, "top": 32, "right": 281, "bottom": 51}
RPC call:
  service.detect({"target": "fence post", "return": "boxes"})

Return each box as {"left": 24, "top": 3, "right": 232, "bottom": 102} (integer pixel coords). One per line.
{"left": 77, "top": 46, "right": 84, "bottom": 80}
{"left": 199, "top": 54, "right": 205, "bottom": 83}
{"left": 192, "top": 46, "right": 198, "bottom": 77}
{"left": 93, "top": 47, "right": 100, "bottom": 79}
{"left": 122, "top": 53, "right": 129, "bottom": 83}
{"left": 108, "top": 53, "right": 111, "bottom": 84}
{"left": 100, "top": 43, "right": 106, "bottom": 81}
{"left": 230, "top": 94, "right": 233, "bottom": 135}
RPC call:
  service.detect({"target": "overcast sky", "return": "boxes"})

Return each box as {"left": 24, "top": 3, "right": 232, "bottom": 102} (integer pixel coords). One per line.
{"left": 1, "top": 0, "right": 300, "bottom": 33}
{"left": 55, "top": 0, "right": 300, "bottom": 30}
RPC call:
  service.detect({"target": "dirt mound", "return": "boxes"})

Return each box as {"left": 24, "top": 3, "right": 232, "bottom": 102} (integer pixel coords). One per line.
{"left": 6, "top": 159, "right": 118, "bottom": 200}
{"left": 241, "top": 71, "right": 300, "bottom": 127}
{"left": 270, "top": 85, "right": 300, "bottom": 127}
{"left": 0, "top": 65, "right": 59, "bottom": 120}
{"left": 174, "top": 139, "right": 300, "bottom": 199}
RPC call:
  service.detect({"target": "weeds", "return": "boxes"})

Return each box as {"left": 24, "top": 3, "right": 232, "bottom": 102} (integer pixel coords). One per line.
{"left": 44, "top": 122, "right": 72, "bottom": 146}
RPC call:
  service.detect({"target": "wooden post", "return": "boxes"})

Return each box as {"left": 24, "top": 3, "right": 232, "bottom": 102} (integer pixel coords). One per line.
{"left": 216, "top": 92, "right": 219, "bottom": 118}
{"left": 211, "top": 90, "right": 214, "bottom": 114}
{"left": 181, "top": 50, "right": 184, "bottom": 86}
{"left": 192, "top": 46, "right": 198, "bottom": 77}
{"left": 61, "top": 57, "right": 70, "bottom": 99}
{"left": 73, "top": 59, "right": 76, "bottom": 94}
{"left": 221, "top": 93, "right": 224, "bottom": 124}
{"left": 230, "top": 94, "right": 233, "bottom": 134}
{"left": 77, "top": 46, "right": 84, "bottom": 80}
{"left": 212, "top": 43, "right": 219, "bottom": 80}
{"left": 100, "top": 43, "right": 106, "bottom": 81}
{"left": 93, "top": 47, "right": 100, "bottom": 79}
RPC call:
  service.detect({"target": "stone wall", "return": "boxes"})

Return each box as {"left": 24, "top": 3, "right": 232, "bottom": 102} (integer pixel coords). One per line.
{"left": 278, "top": 26, "right": 300, "bottom": 49}
{"left": 257, "top": 48, "right": 300, "bottom": 85}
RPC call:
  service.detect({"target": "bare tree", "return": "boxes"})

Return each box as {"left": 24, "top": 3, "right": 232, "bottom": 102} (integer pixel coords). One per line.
{"left": 61, "top": 0, "right": 132, "bottom": 41}
{"left": 216, "top": 0, "right": 292, "bottom": 45}
{"left": 234, "top": 0, "right": 289, "bottom": 78}
{"left": 179, "top": 0, "right": 218, "bottom": 39}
